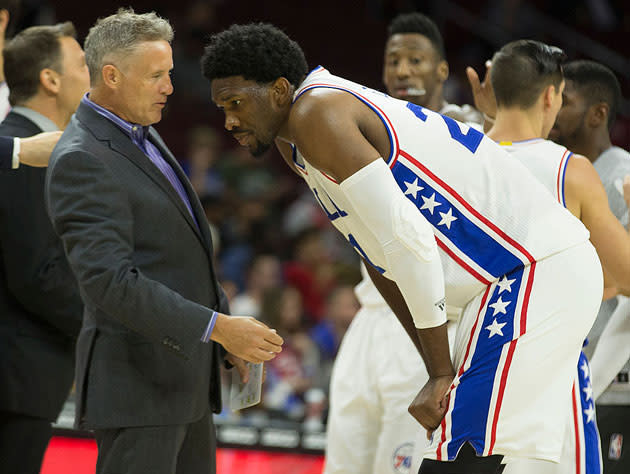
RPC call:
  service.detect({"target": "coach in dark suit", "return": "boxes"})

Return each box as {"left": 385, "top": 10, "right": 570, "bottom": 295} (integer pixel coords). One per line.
{"left": 46, "top": 9, "right": 283, "bottom": 474}
{"left": 0, "top": 23, "right": 89, "bottom": 474}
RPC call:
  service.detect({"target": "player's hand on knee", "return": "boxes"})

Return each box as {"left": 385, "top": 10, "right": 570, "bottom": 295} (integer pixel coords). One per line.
{"left": 408, "top": 375, "right": 454, "bottom": 434}
{"left": 211, "top": 314, "right": 283, "bottom": 363}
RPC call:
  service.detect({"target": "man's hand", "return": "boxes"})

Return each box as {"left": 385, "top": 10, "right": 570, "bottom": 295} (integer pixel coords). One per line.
{"left": 408, "top": 375, "right": 454, "bottom": 439}
{"left": 18, "top": 131, "right": 63, "bottom": 167}
{"left": 466, "top": 61, "right": 497, "bottom": 120}
{"left": 225, "top": 353, "right": 250, "bottom": 383}
{"left": 212, "top": 313, "right": 283, "bottom": 363}
{"left": 225, "top": 353, "right": 268, "bottom": 384}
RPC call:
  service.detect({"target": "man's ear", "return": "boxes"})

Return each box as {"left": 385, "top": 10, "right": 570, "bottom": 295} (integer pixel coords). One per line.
{"left": 0, "top": 9, "right": 10, "bottom": 36}
{"left": 271, "top": 77, "right": 293, "bottom": 106}
{"left": 586, "top": 102, "right": 609, "bottom": 129}
{"left": 542, "top": 84, "right": 556, "bottom": 110}
{"left": 40, "top": 68, "right": 61, "bottom": 95}
{"left": 101, "top": 64, "right": 122, "bottom": 89}
{"left": 437, "top": 60, "right": 449, "bottom": 83}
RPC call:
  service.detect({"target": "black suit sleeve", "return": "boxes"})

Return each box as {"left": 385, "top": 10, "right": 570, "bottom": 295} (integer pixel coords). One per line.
{"left": 46, "top": 150, "right": 213, "bottom": 358}
{"left": 0, "top": 166, "right": 82, "bottom": 337}
{"left": 0, "top": 136, "right": 15, "bottom": 170}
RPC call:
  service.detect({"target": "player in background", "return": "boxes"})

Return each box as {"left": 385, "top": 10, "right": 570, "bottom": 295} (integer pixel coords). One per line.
{"left": 550, "top": 60, "right": 630, "bottom": 474}
{"left": 467, "top": 39, "right": 630, "bottom": 474}
{"left": 203, "top": 23, "right": 604, "bottom": 473}
{"left": 324, "top": 12, "right": 480, "bottom": 474}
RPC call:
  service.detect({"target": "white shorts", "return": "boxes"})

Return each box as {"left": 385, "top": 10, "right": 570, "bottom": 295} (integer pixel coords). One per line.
{"left": 324, "top": 304, "right": 457, "bottom": 474}
{"left": 426, "top": 241, "right": 602, "bottom": 463}
{"left": 504, "top": 352, "right": 603, "bottom": 474}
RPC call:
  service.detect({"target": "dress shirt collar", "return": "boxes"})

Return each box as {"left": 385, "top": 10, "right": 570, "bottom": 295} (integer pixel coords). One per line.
{"left": 81, "top": 93, "right": 149, "bottom": 144}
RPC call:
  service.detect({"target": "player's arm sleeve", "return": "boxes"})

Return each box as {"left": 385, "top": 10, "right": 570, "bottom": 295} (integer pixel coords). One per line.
{"left": 340, "top": 158, "right": 447, "bottom": 329}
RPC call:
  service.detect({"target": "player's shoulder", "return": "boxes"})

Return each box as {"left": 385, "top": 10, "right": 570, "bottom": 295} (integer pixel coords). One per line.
{"left": 289, "top": 87, "right": 360, "bottom": 139}
{"left": 565, "top": 152, "right": 602, "bottom": 188}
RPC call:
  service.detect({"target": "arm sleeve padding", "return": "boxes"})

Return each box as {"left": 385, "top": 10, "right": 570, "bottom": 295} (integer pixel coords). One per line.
{"left": 340, "top": 159, "right": 447, "bottom": 328}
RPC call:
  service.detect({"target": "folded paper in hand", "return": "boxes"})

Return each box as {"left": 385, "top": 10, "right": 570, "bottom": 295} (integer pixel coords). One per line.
{"left": 230, "top": 362, "right": 263, "bottom": 411}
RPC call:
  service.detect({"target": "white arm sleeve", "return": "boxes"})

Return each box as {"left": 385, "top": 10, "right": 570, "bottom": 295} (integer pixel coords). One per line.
{"left": 340, "top": 158, "right": 447, "bottom": 329}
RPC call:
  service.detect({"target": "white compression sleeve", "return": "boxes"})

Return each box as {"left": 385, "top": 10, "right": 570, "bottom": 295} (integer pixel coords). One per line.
{"left": 340, "top": 158, "right": 447, "bottom": 329}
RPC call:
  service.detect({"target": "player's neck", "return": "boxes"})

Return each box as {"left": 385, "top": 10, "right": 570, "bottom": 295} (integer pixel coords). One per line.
{"left": 487, "top": 108, "right": 544, "bottom": 143}
{"left": 579, "top": 131, "right": 612, "bottom": 163}
{"left": 426, "top": 95, "right": 446, "bottom": 114}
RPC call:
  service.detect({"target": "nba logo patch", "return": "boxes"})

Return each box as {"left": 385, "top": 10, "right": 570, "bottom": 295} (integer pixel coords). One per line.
{"left": 392, "top": 442, "right": 413, "bottom": 473}
{"left": 609, "top": 434, "right": 623, "bottom": 461}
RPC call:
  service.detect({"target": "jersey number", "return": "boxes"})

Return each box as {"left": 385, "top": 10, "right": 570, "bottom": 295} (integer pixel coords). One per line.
{"left": 406, "top": 102, "right": 483, "bottom": 154}
{"left": 311, "top": 187, "right": 385, "bottom": 274}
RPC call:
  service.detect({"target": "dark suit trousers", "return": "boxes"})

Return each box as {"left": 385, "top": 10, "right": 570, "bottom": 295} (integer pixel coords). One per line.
{"left": 0, "top": 410, "right": 52, "bottom": 474}
{"left": 95, "top": 410, "right": 216, "bottom": 474}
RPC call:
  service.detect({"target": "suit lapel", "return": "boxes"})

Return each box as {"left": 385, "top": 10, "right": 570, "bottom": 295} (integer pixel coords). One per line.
{"left": 76, "top": 103, "right": 209, "bottom": 252}
{"left": 149, "top": 129, "right": 221, "bottom": 303}
{"left": 147, "top": 129, "right": 215, "bottom": 252}
{"left": 109, "top": 135, "right": 205, "bottom": 241}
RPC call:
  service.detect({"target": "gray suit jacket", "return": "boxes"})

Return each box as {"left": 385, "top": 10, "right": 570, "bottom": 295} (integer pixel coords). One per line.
{"left": 46, "top": 102, "right": 227, "bottom": 430}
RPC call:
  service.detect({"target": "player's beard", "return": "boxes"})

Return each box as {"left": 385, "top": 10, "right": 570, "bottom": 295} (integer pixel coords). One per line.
{"left": 554, "top": 113, "right": 587, "bottom": 150}
{"left": 250, "top": 138, "right": 272, "bottom": 157}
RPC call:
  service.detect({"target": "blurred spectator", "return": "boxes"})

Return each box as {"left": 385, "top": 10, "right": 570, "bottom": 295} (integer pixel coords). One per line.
{"left": 231, "top": 254, "right": 282, "bottom": 318}
{"left": 182, "top": 125, "right": 225, "bottom": 197}
{"left": 310, "top": 285, "right": 359, "bottom": 362}
{"left": 260, "top": 286, "right": 320, "bottom": 420}
{"left": 284, "top": 227, "right": 338, "bottom": 322}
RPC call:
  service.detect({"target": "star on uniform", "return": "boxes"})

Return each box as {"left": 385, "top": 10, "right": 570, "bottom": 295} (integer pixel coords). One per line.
{"left": 580, "top": 360, "right": 590, "bottom": 380}
{"left": 403, "top": 178, "right": 423, "bottom": 199}
{"left": 421, "top": 193, "right": 441, "bottom": 214}
{"left": 437, "top": 208, "right": 458, "bottom": 229}
{"left": 497, "top": 276, "right": 516, "bottom": 294}
{"left": 582, "top": 383, "right": 593, "bottom": 402}
{"left": 489, "top": 296, "right": 511, "bottom": 316}
{"left": 583, "top": 404, "right": 595, "bottom": 423}
{"left": 485, "top": 318, "right": 506, "bottom": 338}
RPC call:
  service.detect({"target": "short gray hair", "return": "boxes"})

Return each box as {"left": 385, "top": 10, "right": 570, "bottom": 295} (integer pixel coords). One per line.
{"left": 84, "top": 8, "right": 173, "bottom": 85}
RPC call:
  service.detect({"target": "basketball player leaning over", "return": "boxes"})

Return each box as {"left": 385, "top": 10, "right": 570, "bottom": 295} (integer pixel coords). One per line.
{"left": 203, "top": 23, "right": 602, "bottom": 474}
{"left": 324, "top": 12, "right": 481, "bottom": 474}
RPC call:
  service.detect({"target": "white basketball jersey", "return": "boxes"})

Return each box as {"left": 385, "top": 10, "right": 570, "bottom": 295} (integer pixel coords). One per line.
{"left": 291, "top": 67, "right": 588, "bottom": 308}
{"left": 499, "top": 138, "right": 572, "bottom": 207}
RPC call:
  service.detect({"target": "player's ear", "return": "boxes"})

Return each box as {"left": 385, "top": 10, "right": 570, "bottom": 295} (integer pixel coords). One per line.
{"left": 586, "top": 102, "right": 609, "bottom": 129}
{"left": 437, "top": 60, "right": 449, "bottom": 83}
{"left": 542, "top": 85, "right": 555, "bottom": 110}
{"left": 271, "top": 77, "right": 292, "bottom": 106}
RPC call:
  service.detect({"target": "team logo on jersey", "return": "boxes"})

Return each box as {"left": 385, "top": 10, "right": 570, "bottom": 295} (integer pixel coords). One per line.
{"left": 609, "top": 433, "right": 623, "bottom": 461}
{"left": 392, "top": 442, "right": 414, "bottom": 473}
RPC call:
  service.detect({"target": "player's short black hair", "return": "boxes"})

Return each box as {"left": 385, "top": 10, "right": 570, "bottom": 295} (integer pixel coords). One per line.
{"left": 387, "top": 12, "right": 445, "bottom": 59}
{"left": 491, "top": 39, "right": 566, "bottom": 109}
{"left": 563, "top": 60, "right": 621, "bottom": 129}
{"left": 201, "top": 22, "right": 308, "bottom": 88}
